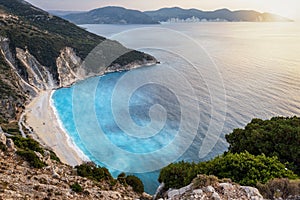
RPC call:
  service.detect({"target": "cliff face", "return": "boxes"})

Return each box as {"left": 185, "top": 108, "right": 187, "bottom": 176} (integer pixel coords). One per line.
{"left": 0, "top": 37, "right": 27, "bottom": 123}
{"left": 0, "top": 1, "right": 157, "bottom": 122}
{"left": 56, "top": 47, "right": 82, "bottom": 87}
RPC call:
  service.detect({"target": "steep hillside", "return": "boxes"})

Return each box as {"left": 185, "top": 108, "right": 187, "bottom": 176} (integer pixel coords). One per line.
{"left": 0, "top": 126, "right": 150, "bottom": 199}
{"left": 0, "top": 0, "right": 156, "bottom": 123}
{"left": 63, "top": 6, "right": 159, "bottom": 24}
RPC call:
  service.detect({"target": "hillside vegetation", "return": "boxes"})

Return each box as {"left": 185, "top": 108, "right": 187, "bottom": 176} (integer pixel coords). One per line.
{"left": 226, "top": 116, "right": 300, "bottom": 175}
{"left": 159, "top": 117, "right": 300, "bottom": 197}
{"left": 0, "top": 0, "right": 155, "bottom": 124}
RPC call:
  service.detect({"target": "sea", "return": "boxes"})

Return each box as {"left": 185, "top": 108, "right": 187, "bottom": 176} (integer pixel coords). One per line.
{"left": 52, "top": 22, "right": 300, "bottom": 194}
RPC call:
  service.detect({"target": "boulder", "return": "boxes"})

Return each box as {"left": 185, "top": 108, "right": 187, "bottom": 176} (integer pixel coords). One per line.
{"left": 0, "top": 132, "right": 7, "bottom": 146}
{"left": 43, "top": 150, "right": 52, "bottom": 166}
{"left": 241, "top": 186, "right": 264, "bottom": 200}
{"left": 6, "top": 138, "right": 16, "bottom": 152}
{"left": 203, "top": 185, "right": 215, "bottom": 193}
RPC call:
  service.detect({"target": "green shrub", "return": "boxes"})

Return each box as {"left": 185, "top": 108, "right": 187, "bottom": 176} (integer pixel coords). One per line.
{"left": 159, "top": 152, "right": 297, "bottom": 190}
{"left": 75, "top": 163, "right": 113, "bottom": 182}
{"left": 125, "top": 175, "right": 144, "bottom": 194}
{"left": 0, "top": 142, "right": 7, "bottom": 152}
{"left": 49, "top": 150, "right": 61, "bottom": 162}
{"left": 16, "top": 150, "right": 46, "bottom": 168}
{"left": 158, "top": 161, "right": 196, "bottom": 189}
{"left": 226, "top": 116, "right": 300, "bottom": 175}
{"left": 70, "top": 183, "right": 83, "bottom": 193}
{"left": 117, "top": 172, "right": 127, "bottom": 185}
{"left": 12, "top": 136, "right": 44, "bottom": 154}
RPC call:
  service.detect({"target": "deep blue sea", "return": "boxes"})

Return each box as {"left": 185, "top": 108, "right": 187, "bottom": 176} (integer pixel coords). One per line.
{"left": 52, "top": 23, "right": 300, "bottom": 194}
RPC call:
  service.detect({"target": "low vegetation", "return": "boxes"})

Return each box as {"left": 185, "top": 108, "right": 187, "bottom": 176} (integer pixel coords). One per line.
{"left": 125, "top": 175, "right": 144, "bottom": 194}
{"left": 16, "top": 150, "right": 46, "bottom": 168}
{"left": 159, "top": 152, "right": 297, "bottom": 189}
{"left": 70, "top": 183, "right": 83, "bottom": 193}
{"left": 11, "top": 136, "right": 61, "bottom": 168}
{"left": 159, "top": 117, "right": 300, "bottom": 196}
{"left": 76, "top": 163, "right": 145, "bottom": 193}
{"left": 75, "top": 162, "right": 113, "bottom": 182}
{"left": 12, "top": 136, "right": 44, "bottom": 154}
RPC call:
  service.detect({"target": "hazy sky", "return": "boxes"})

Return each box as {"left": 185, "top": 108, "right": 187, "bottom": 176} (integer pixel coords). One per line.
{"left": 27, "top": 0, "right": 300, "bottom": 20}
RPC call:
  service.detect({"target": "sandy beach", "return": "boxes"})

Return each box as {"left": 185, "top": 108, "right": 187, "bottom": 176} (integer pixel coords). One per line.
{"left": 25, "top": 90, "right": 87, "bottom": 166}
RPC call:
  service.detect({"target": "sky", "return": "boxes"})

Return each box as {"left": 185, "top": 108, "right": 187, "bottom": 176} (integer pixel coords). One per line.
{"left": 27, "top": 0, "right": 300, "bottom": 20}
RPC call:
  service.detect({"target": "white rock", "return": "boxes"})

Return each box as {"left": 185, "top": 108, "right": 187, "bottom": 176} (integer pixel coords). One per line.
{"left": 168, "top": 189, "right": 180, "bottom": 199}
{"left": 179, "top": 183, "right": 192, "bottom": 194}
{"left": 204, "top": 185, "right": 215, "bottom": 193}
{"left": 212, "top": 191, "right": 221, "bottom": 200}
{"left": 219, "top": 182, "right": 234, "bottom": 190}
{"left": 0, "top": 132, "right": 7, "bottom": 145}
{"left": 241, "top": 186, "right": 263, "bottom": 200}
{"left": 6, "top": 138, "right": 16, "bottom": 152}
{"left": 193, "top": 189, "right": 203, "bottom": 195}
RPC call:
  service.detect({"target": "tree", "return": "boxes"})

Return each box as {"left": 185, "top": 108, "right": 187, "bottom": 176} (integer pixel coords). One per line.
{"left": 226, "top": 116, "right": 300, "bottom": 174}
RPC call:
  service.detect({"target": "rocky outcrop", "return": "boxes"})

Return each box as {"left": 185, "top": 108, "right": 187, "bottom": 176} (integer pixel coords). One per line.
{"left": 157, "top": 175, "right": 264, "bottom": 200}
{"left": 56, "top": 47, "right": 82, "bottom": 87}
{"left": 56, "top": 46, "right": 158, "bottom": 88}
{"left": 0, "top": 37, "right": 28, "bottom": 121}
{"left": 0, "top": 37, "right": 38, "bottom": 96}
{"left": 0, "top": 133, "right": 150, "bottom": 200}
{"left": 16, "top": 48, "right": 56, "bottom": 90}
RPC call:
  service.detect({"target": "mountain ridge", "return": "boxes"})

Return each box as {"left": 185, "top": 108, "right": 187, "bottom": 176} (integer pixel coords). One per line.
{"left": 144, "top": 7, "right": 293, "bottom": 23}
{"left": 63, "top": 6, "right": 159, "bottom": 24}
{"left": 59, "top": 6, "right": 293, "bottom": 24}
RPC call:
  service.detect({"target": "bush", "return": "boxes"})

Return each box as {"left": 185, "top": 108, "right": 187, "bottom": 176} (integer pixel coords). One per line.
{"left": 16, "top": 150, "right": 46, "bottom": 168}
{"left": 75, "top": 163, "right": 113, "bottom": 182}
{"left": 49, "top": 150, "right": 61, "bottom": 162}
{"left": 125, "top": 175, "right": 144, "bottom": 194}
{"left": 0, "top": 142, "right": 7, "bottom": 152}
{"left": 12, "top": 136, "right": 44, "bottom": 154}
{"left": 159, "top": 152, "right": 297, "bottom": 190}
{"left": 257, "top": 178, "right": 300, "bottom": 199}
{"left": 225, "top": 116, "right": 300, "bottom": 174}
{"left": 117, "top": 172, "right": 127, "bottom": 185}
{"left": 70, "top": 183, "right": 83, "bottom": 193}
{"left": 158, "top": 161, "right": 196, "bottom": 189}
{"left": 192, "top": 174, "right": 219, "bottom": 189}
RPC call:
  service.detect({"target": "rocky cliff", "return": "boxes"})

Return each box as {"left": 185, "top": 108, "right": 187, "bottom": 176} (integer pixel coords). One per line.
{"left": 0, "top": 1, "right": 157, "bottom": 198}
{"left": 0, "top": 127, "right": 151, "bottom": 199}
{"left": 0, "top": 0, "right": 157, "bottom": 122}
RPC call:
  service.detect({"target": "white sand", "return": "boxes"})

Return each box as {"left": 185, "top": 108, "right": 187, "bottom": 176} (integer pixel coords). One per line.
{"left": 25, "top": 90, "right": 88, "bottom": 166}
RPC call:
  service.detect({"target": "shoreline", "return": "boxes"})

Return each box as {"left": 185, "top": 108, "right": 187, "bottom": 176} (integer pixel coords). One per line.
{"left": 24, "top": 60, "right": 159, "bottom": 167}
{"left": 25, "top": 90, "right": 88, "bottom": 166}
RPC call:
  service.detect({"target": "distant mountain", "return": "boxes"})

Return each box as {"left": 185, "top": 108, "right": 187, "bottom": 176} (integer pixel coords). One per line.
{"left": 62, "top": 6, "right": 292, "bottom": 25}
{"left": 144, "top": 7, "right": 293, "bottom": 22}
{"left": 48, "top": 10, "right": 85, "bottom": 17}
{"left": 63, "top": 6, "right": 159, "bottom": 24}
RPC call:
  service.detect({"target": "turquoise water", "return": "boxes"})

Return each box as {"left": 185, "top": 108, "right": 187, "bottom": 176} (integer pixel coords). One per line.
{"left": 53, "top": 23, "right": 300, "bottom": 194}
